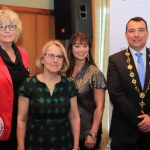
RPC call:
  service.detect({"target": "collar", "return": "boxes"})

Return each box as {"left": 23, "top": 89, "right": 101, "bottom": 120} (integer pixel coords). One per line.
{"left": 129, "top": 46, "right": 146, "bottom": 56}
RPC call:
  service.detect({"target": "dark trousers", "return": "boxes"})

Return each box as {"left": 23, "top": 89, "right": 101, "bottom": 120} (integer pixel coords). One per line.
{"left": 111, "top": 134, "right": 150, "bottom": 150}
{"left": 79, "top": 134, "right": 101, "bottom": 150}
{"left": 0, "top": 136, "right": 17, "bottom": 150}
{"left": 0, "top": 127, "right": 17, "bottom": 150}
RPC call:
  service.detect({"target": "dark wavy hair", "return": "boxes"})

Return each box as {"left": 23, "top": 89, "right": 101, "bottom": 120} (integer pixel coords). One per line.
{"left": 66, "top": 32, "right": 97, "bottom": 77}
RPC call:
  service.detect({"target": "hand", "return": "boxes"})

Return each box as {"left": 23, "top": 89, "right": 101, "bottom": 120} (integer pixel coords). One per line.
{"left": 138, "top": 114, "right": 150, "bottom": 133}
{"left": 85, "top": 135, "right": 96, "bottom": 149}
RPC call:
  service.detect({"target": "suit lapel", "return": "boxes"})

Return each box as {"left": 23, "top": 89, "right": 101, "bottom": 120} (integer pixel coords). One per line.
{"left": 0, "top": 57, "right": 12, "bottom": 85}
{"left": 128, "top": 48, "right": 142, "bottom": 90}
{"left": 18, "top": 46, "right": 31, "bottom": 76}
{"left": 144, "top": 48, "right": 150, "bottom": 90}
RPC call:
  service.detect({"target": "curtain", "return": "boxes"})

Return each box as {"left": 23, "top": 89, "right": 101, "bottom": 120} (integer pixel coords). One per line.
{"left": 92, "top": 0, "right": 110, "bottom": 150}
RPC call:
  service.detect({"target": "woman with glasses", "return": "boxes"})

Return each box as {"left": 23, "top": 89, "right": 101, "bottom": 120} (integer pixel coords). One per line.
{"left": 66, "top": 32, "right": 106, "bottom": 150}
{"left": 17, "top": 40, "right": 80, "bottom": 150}
{"left": 0, "top": 7, "right": 31, "bottom": 150}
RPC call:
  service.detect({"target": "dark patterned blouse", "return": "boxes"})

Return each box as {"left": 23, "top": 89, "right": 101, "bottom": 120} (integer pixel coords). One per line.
{"left": 73, "top": 62, "right": 107, "bottom": 140}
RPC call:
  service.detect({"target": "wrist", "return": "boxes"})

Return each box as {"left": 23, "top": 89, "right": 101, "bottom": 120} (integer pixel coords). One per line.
{"left": 72, "top": 147, "right": 80, "bottom": 150}
{"left": 89, "top": 133, "right": 97, "bottom": 139}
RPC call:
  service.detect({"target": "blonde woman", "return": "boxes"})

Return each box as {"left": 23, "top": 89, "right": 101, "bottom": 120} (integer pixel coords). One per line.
{"left": 0, "top": 7, "right": 31, "bottom": 150}
{"left": 17, "top": 40, "right": 80, "bottom": 150}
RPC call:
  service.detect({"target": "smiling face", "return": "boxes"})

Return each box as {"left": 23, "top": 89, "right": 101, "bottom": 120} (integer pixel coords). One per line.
{"left": 42, "top": 44, "right": 64, "bottom": 73}
{"left": 125, "top": 20, "right": 149, "bottom": 52}
{"left": 0, "top": 18, "right": 17, "bottom": 45}
{"left": 72, "top": 40, "right": 89, "bottom": 62}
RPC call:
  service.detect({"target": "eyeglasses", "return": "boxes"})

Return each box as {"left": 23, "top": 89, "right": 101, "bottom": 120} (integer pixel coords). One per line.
{"left": 0, "top": 24, "right": 17, "bottom": 31}
{"left": 44, "top": 54, "right": 64, "bottom": 62}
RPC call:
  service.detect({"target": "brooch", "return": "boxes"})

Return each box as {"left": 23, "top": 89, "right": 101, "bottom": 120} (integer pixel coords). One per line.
{"left": 27, "top": 67, "right": 31, "bottom": 74}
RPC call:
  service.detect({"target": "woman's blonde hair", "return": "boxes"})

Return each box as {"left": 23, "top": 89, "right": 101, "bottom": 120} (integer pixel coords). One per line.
{"left": 0, "top": 7, "right": 22, "bottom": 42}
{"left": 36, "top": 40, "right": 69, "bottom": 75}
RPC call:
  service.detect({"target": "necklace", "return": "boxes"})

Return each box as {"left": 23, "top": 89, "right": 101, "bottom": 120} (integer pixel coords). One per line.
{"left": 125, "top": 49, "right": 150, "bottom": 114}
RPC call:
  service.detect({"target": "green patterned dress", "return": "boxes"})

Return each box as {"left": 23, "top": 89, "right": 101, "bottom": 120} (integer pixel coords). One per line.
{"left": 18, "top": 75, "right": 78, "bottom": 150}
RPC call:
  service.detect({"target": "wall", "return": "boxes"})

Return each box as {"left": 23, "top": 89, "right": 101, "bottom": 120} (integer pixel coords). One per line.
{"left": 110, "top": 0, "right": 150, "bottom": 54}
{"left": 0, "top": 0, "right": 54, "bottom": 10}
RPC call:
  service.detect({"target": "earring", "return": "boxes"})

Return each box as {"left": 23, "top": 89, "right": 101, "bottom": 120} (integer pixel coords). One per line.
{"left": 87, "top": 53, "right": 90, "bottom": 61}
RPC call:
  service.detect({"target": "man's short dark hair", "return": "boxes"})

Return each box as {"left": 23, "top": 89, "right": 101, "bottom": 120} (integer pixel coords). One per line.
{"left": 126, "top": 17, "right": 148, "bottom": 32}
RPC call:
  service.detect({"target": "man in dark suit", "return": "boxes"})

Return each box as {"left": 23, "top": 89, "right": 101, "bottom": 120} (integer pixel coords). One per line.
{"left": 107, "top": 17, "right": 150, "bottom": 150}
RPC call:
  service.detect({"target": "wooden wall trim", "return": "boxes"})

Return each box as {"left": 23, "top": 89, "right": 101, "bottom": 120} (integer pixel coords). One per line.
{"left": 0, "top": 4, "right": 54, "bottom": 16}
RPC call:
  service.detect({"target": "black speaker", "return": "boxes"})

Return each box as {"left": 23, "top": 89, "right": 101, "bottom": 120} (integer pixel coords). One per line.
{"left": 54, "top": 0, "right": 93, "bottom": 39}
